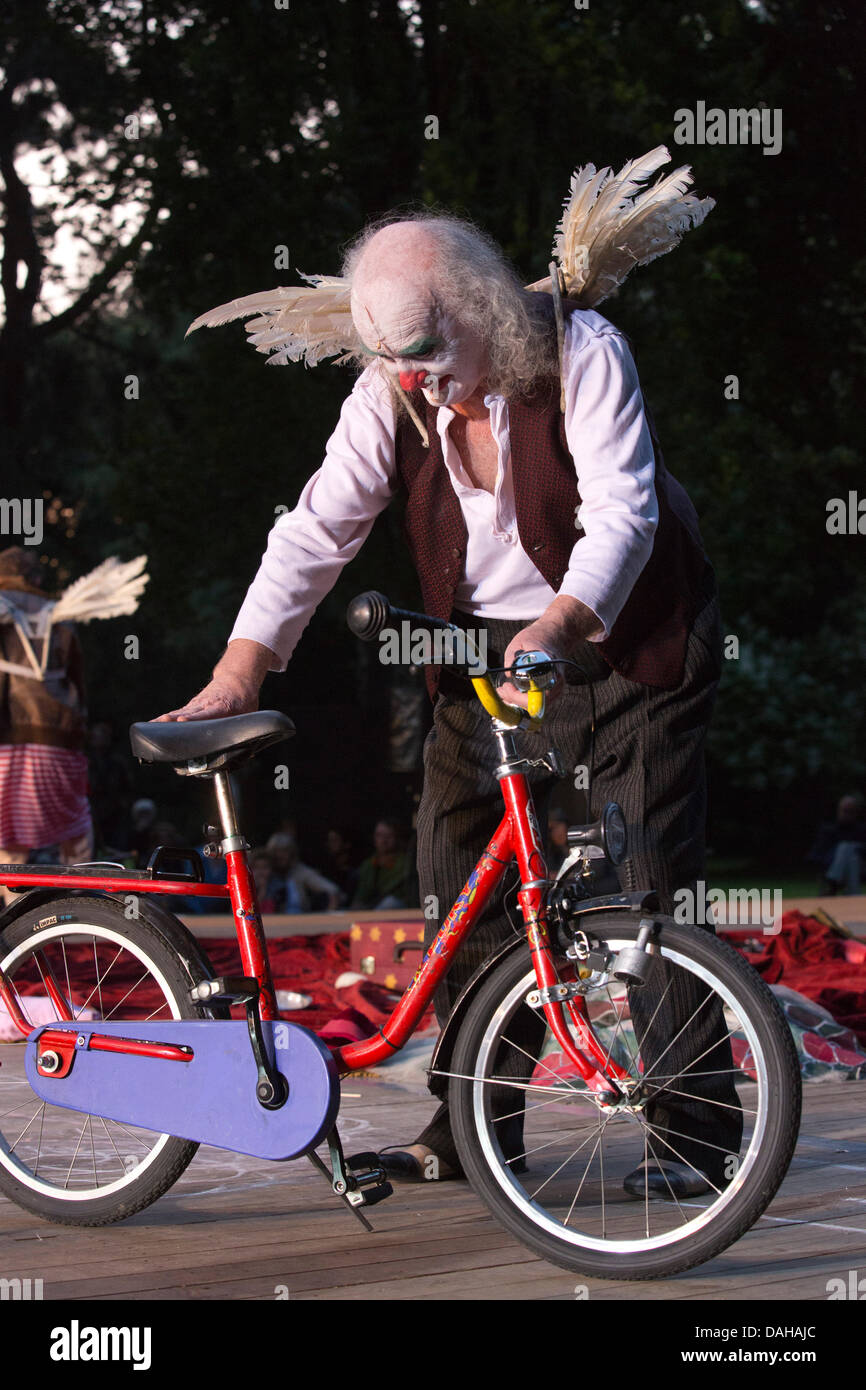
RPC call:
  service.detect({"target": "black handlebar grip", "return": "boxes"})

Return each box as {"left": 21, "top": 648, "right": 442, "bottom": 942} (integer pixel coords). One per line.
{"left": 347, "top": 592, "right": 456, "bottom": 643}
{"left": 346, "top": 591, "right": 391, "bottom": 641}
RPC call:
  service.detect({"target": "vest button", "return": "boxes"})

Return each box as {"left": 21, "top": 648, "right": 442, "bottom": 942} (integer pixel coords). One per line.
{"left": 532, "top": 541, "right": 545, "bottom": 552}
{"left": 452, "top": 547, "right": 461, "bottom": 557}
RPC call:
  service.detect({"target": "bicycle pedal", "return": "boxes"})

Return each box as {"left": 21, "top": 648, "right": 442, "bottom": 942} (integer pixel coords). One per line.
{"left": 189, "top": 975, "right": 259, "bottom": 1005}
{"left": 345, "top": 1152, "right": 393, "bottom": 1205}
{"left": 352, "top": 1181, "right": 393, "bottom": 1209}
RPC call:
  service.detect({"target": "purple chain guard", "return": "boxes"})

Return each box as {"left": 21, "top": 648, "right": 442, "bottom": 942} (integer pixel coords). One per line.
{"left": 25, "top": 1020, "right": 341, "bottom": 1161}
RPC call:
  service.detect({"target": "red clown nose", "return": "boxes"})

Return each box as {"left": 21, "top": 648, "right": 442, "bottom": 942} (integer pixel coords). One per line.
{"left": 398, "top": 369, "right": 429, "bottom": 392}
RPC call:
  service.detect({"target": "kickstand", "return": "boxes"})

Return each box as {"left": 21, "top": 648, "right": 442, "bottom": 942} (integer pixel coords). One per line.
{"left": 306, "top": 1134, "right": 374, "bottom": 1232}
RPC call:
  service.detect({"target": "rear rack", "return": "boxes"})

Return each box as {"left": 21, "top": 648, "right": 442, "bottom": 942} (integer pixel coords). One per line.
{"left": 0, "top": 848, "right": 230, "bottom": 899}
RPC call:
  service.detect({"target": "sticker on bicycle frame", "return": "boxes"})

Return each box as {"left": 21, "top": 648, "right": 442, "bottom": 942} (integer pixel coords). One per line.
{"left": 526, "top": 803, "right": 544, "bottom": 856}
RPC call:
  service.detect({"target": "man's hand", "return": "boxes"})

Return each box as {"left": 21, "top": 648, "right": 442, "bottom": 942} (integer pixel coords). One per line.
{"left": 155, "top": 639, "right": 278, "bottom": 722}
{"left": 498, "top": 596, "right": 603, "bottom": 711}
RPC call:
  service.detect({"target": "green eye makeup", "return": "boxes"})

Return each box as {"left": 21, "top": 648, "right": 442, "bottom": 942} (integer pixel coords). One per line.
{"left": 360, "top": 336, "right": 443, "bottom": 360}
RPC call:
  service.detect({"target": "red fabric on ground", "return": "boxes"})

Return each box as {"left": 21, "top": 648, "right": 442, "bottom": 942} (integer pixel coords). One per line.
{"left": 735, "top": 910, "right": 866, "bottom": 1045}
{"left": 13, "top": 931, "right": 434, "bottom": 1042}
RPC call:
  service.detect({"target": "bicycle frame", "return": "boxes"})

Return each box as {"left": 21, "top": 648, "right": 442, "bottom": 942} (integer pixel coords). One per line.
{"left": 0, "top": 740, "right": 627, "bottom": 1097}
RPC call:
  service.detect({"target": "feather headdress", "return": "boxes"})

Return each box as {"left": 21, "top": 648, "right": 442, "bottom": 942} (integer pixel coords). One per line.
{"left": 185, "top": 145, "right": 713, "bottom": 367}
{"left": 529, "top": 144, "right": 715, "bottom": 307}
{"left": 0, "top": 556, "right": 149, "bottom": 680}
{"left": 185, "top": 273, "right": 355, "bottom": 367}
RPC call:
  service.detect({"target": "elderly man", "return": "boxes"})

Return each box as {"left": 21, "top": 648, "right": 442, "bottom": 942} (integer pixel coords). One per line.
{"left": 164, "top": 210, "right": 740, "bottom": 1197}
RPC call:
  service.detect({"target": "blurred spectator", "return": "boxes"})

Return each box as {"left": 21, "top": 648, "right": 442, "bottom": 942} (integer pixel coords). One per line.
{"left": 321, "top": 827, "right": 360, "bottom": 902}
{"left": 265, "top": 831, "right": 341, "bottom": 912}
{"left": 0, "top": 547, "right": 93, "bottom": 905}
{"left": 129, "top": 798, "right": 159, "bottom": 868}
{"left": 87, "top": 720, "right": 134, "bottom": 852}
{"left": 808, "top": 793, "right": 866, "bottom": 895}
{"left": 352, "top": 817, "right": 410, "bottom": 910}
{"left": 250, "top": 848, "right": 278, "bottom": 912}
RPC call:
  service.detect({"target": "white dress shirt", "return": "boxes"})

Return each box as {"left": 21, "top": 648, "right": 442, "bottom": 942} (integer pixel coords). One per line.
{"left": 229, "top": 307, "right": 658, "bottom": 669}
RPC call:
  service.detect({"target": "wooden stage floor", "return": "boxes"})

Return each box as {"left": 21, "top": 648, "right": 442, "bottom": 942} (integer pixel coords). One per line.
{"left": 0, "top": 1049, "right": 864, "bottom": 1302}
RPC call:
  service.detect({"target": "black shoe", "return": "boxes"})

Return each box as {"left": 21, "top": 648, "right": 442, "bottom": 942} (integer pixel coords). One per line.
{"left": 377, "top": 1147, "right": 464, "bottom": 1184}
{"left": 623, "top": 1160, "right": 713, "bottom": 1200}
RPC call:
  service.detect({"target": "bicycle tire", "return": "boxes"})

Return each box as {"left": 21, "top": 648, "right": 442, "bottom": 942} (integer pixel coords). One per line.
{"left": 0, "top": 895, "right": 206, "bottom": 1226}
{"left": 449, "top": 914, "right": 801, "bottom": 1279}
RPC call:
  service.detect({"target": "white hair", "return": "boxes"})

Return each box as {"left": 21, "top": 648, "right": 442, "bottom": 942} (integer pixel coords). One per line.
{"left": 341, "top": 211, "right": 558, "bottom": 399}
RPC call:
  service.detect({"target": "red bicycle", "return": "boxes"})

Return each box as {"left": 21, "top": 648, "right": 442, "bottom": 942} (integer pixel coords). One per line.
{"left": 0, "top": 595, "right": 800, "bottom": 1279}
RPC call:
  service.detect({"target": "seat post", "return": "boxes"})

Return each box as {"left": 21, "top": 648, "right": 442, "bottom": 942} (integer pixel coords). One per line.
{"left": 213, "top": 771, "right": 241, "bottom": 845}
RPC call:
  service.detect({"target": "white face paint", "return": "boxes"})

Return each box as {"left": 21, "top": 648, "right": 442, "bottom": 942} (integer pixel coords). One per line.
{"left": 350, "top": 281, "right": 487, "bottom": 408}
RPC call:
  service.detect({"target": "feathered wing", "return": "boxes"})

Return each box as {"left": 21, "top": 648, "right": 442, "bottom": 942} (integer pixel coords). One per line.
{"left": 51, "top": 556, "right": 150, "bottom": 625}
{"left": 541, "top": 144, "right": 714, "bottom": 307}
{"left": 185, "top": 147, "right": 712, "bottom": 370}
{"left": 185, "top": 273, "right": 357, "bottom": 367}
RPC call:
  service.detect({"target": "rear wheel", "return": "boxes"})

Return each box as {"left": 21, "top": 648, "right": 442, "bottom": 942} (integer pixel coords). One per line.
{"left": 449, "top": 915, "right": 801, "bottom": 1279}
{"left": 0, "top": 896, "right": 204, "bottom": 1225}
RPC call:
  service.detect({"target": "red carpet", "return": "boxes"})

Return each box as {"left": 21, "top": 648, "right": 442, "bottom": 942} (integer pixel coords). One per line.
{"left": 734, "top": 910, "right": 866, "bottom": 1045}
{"left": 10, "top": 931, "right": 434, "bottom": 1044}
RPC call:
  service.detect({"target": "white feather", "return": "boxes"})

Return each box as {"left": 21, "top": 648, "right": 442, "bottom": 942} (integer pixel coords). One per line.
{"left": 184, "top": 148, "right": 713, "bottom": 372}
{"left": 51, "top": 556, "right": 149, "bottom": 625}
{"left": 186, "top": 273, "right": 357, "bottom": 367}
{"left": 549, "top": 145, "right": 714, "bottom": 307}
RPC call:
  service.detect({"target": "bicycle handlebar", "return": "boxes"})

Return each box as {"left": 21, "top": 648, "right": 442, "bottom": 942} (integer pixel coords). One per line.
{"left": 346, "top": 591, "right": 548, "bottom": 728}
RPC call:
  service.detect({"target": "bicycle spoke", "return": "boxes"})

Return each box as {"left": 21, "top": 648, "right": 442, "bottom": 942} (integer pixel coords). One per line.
{"left": 635, "top": 1119, "right": 724, "bottom": 1197}
{"left": 102, "top": 969, "right": 155, "bottom": 1021}
{"left": 9, "top": 1104, "right": 47, "bottom": 1153}
{"left": 98, "top": 1117, "right": 135, "bottom": 1174}
{"left": 63, "top": 1117, "right": 91, "bottom": 1189}
{"left": 650, "top": 1083, "right": 756, "bottom": 1117}
{"left": 496, "top": 1031, "right": 586, "bottom": 1092}
{"left": 636, "top": 989, "right": 717, "bottom": 1086}
{"left": 75, "top": 944, "right": 124, "bottom": 1018}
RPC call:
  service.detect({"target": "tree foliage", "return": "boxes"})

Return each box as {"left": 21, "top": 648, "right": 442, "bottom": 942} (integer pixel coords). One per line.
{"left": 0, "top": 0, "right": 862, "bottom": 850}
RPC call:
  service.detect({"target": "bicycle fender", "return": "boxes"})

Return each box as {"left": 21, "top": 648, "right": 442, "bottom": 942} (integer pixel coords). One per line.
{"left": 1, "top": 891, "right": 226, "bottom": 1015}
{"left": 26, "top": 1019, "right": 340, "bottom": 1162}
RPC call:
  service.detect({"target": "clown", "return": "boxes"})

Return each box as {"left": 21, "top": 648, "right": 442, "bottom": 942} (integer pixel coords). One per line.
{"left": 162, "top": 147, "right": 740, "bottom": 1199}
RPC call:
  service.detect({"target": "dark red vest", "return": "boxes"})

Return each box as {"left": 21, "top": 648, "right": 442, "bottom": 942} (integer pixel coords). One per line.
{"left": 393, "top": 299, "right": 709, "bottom": 695}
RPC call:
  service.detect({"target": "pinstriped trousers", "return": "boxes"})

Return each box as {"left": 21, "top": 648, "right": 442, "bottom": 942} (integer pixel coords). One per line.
{"left": 413, "top": 567, "right": 742, "bottom": 1182}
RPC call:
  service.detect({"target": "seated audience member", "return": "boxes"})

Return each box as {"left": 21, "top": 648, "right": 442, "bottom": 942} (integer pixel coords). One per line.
{"left": 322, "top": 827, "right": 360, "bottom": 902}
{"left": 808, "top": 793, "right": 866, "bottom": 895}
{"left": 352, "top": 817, "right": 410, "bottom": 910}
{"left": 265, "top": 830, "right": 341, "bottom": 912}
{"left": 249, "top": 848, "right": 278, "bottom": 913}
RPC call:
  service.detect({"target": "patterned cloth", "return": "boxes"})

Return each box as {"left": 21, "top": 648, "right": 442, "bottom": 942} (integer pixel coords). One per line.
{"left": 0, "top": 743, "right": 92, "bottom": 848}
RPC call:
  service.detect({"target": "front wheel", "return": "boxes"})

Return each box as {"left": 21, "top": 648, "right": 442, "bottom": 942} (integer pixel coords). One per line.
{"left": 449, "top": 915, "right": 801, "bottom": 1280}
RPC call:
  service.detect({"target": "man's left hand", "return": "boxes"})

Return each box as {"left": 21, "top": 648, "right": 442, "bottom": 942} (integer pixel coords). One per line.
{"left": 498, "top": 596, "right": 603, "bottom": 712}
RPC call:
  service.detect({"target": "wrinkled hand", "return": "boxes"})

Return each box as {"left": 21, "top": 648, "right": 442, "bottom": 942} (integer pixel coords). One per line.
{"left": 154, "top": 638, "right": 277, "bottom": 723}
{"left": 154, "top": 675, "right": 259, "bottom": 723}
{"left": 497, "top": 597, "right": 603, "bottom": 712}
{"left": 498, "top": 625, "right": 567, "bottom": 712}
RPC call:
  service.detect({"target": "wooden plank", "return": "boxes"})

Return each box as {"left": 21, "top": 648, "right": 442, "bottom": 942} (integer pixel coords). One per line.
{"left": 1, "top": 1037, "right": 865, "bottom": 1301}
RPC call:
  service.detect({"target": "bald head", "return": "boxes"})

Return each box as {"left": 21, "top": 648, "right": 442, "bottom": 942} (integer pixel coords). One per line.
{"left": 342, "top": 211, "right": 557, "bottom": 402}
{"left": 348, "top": 219, "right": 487, "bottom": 408}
